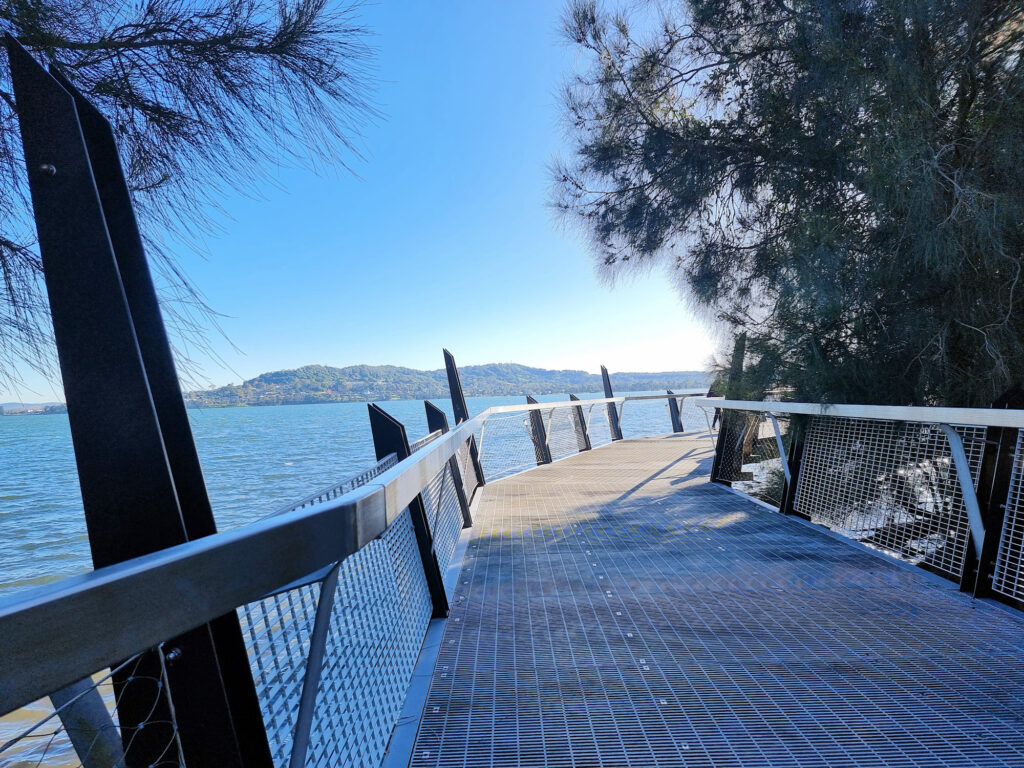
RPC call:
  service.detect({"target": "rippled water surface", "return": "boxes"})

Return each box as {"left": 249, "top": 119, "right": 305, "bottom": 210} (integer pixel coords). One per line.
{"left": 0, "top": 391, "right": 706, "bottom": 595}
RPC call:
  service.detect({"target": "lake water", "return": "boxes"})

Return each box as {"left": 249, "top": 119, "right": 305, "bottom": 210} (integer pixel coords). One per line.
{"left": 0, "top": 391, "right": 708, "bottom": 596}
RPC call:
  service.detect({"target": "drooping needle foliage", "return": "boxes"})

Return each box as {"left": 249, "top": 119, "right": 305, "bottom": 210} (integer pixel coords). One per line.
{"left": 556, "top": 0, "right": 1024, "bottom": 406}
{"left": 0, "top": 0, "right": 374, "bottom": 386}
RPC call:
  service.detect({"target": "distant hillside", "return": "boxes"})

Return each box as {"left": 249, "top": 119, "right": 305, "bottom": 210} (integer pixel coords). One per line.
{"left": 185, "top": 363, "right": 711, "bottom": 408}
{"left": 1, "top": 402, "right": 66, "bottom": 415}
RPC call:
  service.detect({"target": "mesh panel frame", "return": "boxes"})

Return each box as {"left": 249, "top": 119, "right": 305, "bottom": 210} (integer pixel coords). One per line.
{"left": 993, "top": 430, "right": 1024, "bottom": 601}
{"left": 238, "top": 583, "right": 321, "bottom": 764}
{"left": 304, "top": 508, "right": 432, "bottom": 768}
{"left": 236, "top": 452, "right": 415, "bottom": 766}
{"left": 795, "top": 417, "right": 985, "bottom": 579}
{"left": 456, "top": 440, "right": 478, "bottom": 502}
{"left": 410, "top": 430, "right": 443, "bottom": 454}
{"left": 680, "top": 396, "right": 716, "bottom": 433}
{"left": 422, "top": 463, "right": 465, "bottom": 575}
{"left": 430, "top": 462, "right": 466, "bottom": 577}
{"left": 714, "top": 411, "right": 787, "bottom": 508}
{"left": 586, "top": 406, "right": 614, "bottom": 449}
{"left": 275, "top": 454, "right": 399, "bottom": 516}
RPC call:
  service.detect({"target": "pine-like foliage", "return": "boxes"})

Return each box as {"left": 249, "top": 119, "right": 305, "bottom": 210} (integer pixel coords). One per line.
{"left": 0, "top": 0, "right": 373, "bottom": 386}
{"left": 556, "top": 0, "right": 1024, "bottom": 406}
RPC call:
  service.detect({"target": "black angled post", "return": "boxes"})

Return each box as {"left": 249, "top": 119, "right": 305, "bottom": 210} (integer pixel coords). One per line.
{"left": 601, "top": 365, "right": 624, "bottom": 441}
{"left": 667, "top": 390, "right": 684, "bottom": 433}
{"left": 443, "top": 348, "right": 485, "bottom": 488}
{"left": 711, "top": 335, "right": 748, "bottom": 484}
{"left": 48, "top": 63, "right": 271, "bottom": 768}
{"left": 368, "top": 404, "right": 449, "bottom": 616}
{"left": 965, "top": 386, "right": 1024, "bottom": 598}
{"left": 779, "top": 415, "right": 808, "bottom": 516}
{"left": 7, "top": 38, "right": 270, "bottom": 768}
{"left": 425, "top": 400, "right": 472, "bottom": 528}
{"left": 569, "top": 394, "right": 592, "bottom": 451}
{"left": 525, "top": 396, "right": 553, "bottom": 465}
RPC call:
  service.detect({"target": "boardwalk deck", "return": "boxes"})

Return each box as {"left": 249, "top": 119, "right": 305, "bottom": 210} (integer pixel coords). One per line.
{"left": 409, "top": 434, "right": 1024, "bottom": 768}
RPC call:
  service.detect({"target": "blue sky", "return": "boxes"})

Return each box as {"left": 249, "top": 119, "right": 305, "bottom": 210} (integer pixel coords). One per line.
{"left": 6, "top": 2, "right": 718, "bottom": 402}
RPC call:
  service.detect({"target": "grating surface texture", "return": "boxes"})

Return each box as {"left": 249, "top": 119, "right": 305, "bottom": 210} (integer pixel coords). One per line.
{"left": 305, "top": 507, "right": 432, "bottom": 768}
{"left": 411, "top": 434, "right": 1024, "bottom": 768}
{"left": 239, "top": 583, "right": 320, "bottom": 765}
{"left": 993, "top": 430, "right": 1024, "bottom": 601}
{"left": 423, "top": 462, "right": 466, "bottom": 575}
{"left": 795, "top": 418, "right": 985, "bottom": 579}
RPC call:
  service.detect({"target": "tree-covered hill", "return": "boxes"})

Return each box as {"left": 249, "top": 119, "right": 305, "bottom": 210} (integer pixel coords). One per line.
{"left": 185, "top": 363, "right": 710, "bottom": 407}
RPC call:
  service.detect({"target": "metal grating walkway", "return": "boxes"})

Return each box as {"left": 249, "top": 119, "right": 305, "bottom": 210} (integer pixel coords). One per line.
{"left": 409, "top": 435, "right": 1024, "bottom": 768}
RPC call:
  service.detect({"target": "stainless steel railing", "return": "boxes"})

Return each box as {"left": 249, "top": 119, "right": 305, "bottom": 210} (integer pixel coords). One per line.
{"left": 693, "top": 397, "right": 1024, "bottom": 596}
{"left": 1, "top": 393, "right": 699, "bottom": 767}
{"left": 8, "top": 392, "right": 1023, "bottom": 768}
{"left": 475, "top": 392, "right": 711, "bottom": 479}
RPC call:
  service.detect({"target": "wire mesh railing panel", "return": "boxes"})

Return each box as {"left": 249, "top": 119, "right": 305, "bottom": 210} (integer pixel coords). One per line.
{"left": 235, "top": 455, "right": 405, "bottom": 765}
{"left": 993, "top": 430, "right": 1024, "bottom": 601}
{"left": 420, "top": 461, "right": 446, "bottom": 528}
{"left": 423, "top": 463, "right": 464, "bottom": 575}
{"left": 274, "top": 454, "right": 399, "bottom": 516}
{"left": 0, "top": 651, "right": 183, "bottom": 768}
{"left": 304, "top": 507, "right": 432, "bottom": 768}
{"left": 714, "top": 411, "right": 788, "bottom": 507}
{"left": 795, "top": 417, "right": 985, "bottom": 579}
{"left": 586, "top": 405, "right": 613, "bottom": 449}
{"left": 681, "top": 396, "right": 717, "bottom": 433}
{"left": 238, "top": 583, "right": 321, "bottom": 765}
{"left": 619, "top": 398, "right": 673, "bottom": 439}
{"left": 478, "top": 412, "right": 539, "bottom": 479}
{"left": 409, "top": 430, "right": 443, "bottom": 454}
{"left": 455, "top": 439, "right": 477, "bottom": 501}
{"left": 545, "top": 407, "right": 581, "bottom": 461}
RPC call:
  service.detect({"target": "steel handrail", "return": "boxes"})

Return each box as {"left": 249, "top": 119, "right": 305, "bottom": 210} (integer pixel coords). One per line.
{"left": 0, "top": 392, "right": 704, "bottom": 712}
{"left": 701, "top": 397, "right": 1024, "bottom": 570}
{"left": 621, "top": 390, "right": 706, "bottom": 401}
{"left": 7, "top": 393, "right": 1014, "bottom": 716}
{"left": 690, "top": 397, "right": 1024, "bottom": 430}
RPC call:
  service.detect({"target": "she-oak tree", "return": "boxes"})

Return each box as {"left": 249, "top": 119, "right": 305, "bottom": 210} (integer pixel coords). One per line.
{"left": 556, "top": 0, "right": 1024, "bottom": 406}
{"left": 0, "top": 0, "right": 374, "bottom": 386}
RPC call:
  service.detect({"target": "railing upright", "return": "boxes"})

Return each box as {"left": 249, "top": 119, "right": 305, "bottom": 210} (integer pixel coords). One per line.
{"left": 368, "top": 404, "right": 449, "bottom": 617}
{"left": 601, "top": 365, "right": 624, "bottom": 441}
{"left": 967, "top": 387, "right": 1024, "bottom": 597}
{"left": 569, "top": 394, "right": 592, "bottom": 451}
{"left": 6, "top": 38, "right": 271, "bottom": 768}
{"left": 667, "top": 390, "right": 684, "bottom": 433}
{"left": 710, "top": 411, "right": 743, "bottom": 484}
{"left": 779, "top": 414, "right": 807, "bottom": 516}
{"left": 444, "top": 348, "right": 486, "bottom": 488}
{"left": 526, "top": 396, "right": 553, "bottom": 465}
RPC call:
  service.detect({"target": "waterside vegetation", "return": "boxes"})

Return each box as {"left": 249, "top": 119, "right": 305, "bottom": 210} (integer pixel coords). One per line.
{"left": 184, "top": 363, "right": 710, "bottom": 407}
{"left": 557, "top": 0, "right": 1024, "bottom": 407}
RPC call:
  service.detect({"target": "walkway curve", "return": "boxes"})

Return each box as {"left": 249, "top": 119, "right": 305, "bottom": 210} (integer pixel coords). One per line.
{"left": 410, "top": 435, "right": 1024, "bottom": 768}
